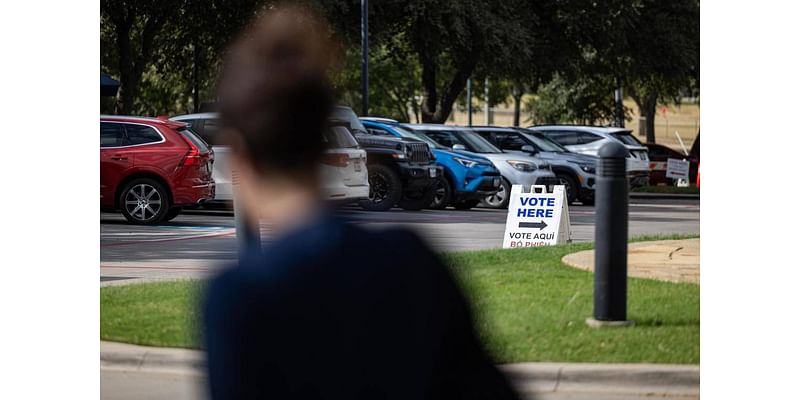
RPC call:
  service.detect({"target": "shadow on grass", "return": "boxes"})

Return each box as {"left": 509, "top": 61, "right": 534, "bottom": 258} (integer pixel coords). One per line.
{"left": 631, "top": 317, "right": 700, "bottom": 328}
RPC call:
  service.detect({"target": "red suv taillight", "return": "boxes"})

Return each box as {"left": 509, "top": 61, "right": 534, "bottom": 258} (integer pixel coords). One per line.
{"left": 176, "top": 133, "right": 204, "bottom": 166}
{"left": 320, "top": 153, "right": 350, "bottom": 167}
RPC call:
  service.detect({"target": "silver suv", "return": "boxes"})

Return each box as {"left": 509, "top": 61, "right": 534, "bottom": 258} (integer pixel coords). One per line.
{"left": 472, "top": 126, "right": 598, "bottom": 205}
{"left": 530, "top": 125, "right": 650, "bottom": 188}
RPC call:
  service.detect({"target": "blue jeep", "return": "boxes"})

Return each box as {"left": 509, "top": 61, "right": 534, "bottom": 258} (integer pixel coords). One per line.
{"left": 361, "top": 119, "right": 501, "bottom": 210}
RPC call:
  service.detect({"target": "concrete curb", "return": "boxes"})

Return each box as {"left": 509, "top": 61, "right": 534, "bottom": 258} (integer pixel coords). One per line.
{"left": 630, "top": 192, "right": 699, "bottom": 200}
{"left": 101, "top": 341, "right": 699, "bottom": 396}
{"left": 499, "top": 362, "right": 699, "bottom": 397}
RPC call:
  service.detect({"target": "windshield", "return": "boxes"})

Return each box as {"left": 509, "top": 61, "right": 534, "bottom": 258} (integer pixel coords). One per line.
{"left": 331, "top": 107, "right": 368, "bottom": 134}
{"left": 394, "top": 126, "right": 445, "bottom": 149}
{"left": 520, "top": 129, "right": 568, "bottom": 152}
{"left": 610, "top": 131, "right": 643, "bottom": 146}
{"left": 456, "top": 130, "right": 503, "bottom": 153}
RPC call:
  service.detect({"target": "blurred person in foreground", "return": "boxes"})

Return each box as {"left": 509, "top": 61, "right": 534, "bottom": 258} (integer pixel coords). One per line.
{"left": 203, "top": 4, "right": 521, "bottom": 400}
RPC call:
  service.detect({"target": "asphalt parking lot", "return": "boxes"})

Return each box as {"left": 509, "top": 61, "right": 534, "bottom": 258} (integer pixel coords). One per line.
{"left": 100, "top": 198, "right": 699, "bottom": 283}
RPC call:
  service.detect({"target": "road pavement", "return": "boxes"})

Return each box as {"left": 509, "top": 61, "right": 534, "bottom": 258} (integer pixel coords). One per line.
{"left": 101, "top": 198, "right": 699, "bottom": 283}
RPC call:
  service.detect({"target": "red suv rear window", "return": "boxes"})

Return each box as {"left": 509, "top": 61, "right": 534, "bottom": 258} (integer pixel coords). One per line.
{"left": 178, "top": 128, "right": 210, "bottom": 153}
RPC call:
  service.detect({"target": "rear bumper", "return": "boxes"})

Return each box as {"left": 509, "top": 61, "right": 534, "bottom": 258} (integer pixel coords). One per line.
{"left": 212, "top": 181, "right": 234, "bottom": 201}
{"left": 322, "top": 184, "right": 369, "bottom": 202}
{"left": 173, "top": 181, "right": 215, "bottom": 206}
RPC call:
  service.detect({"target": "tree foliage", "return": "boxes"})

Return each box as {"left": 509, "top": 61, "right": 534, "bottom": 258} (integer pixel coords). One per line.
{"left": 100, "top": 0, "right": 698, "bottom": 132}
{"left": 525, "top": 74, "right": 630, "bottom": 125}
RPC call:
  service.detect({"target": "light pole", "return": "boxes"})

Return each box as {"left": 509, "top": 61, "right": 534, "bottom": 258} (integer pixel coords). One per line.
{"left": 361, "top": 0, "right": 369, "bottom": 116}
{"left": 484, "top": 77, "right": 490, "bottom": 125}
{"left": 614, "top": 77, "right": 624, "bottom": 127}
{"left": 466, "top": 78, "right": 472, "bottom": 126}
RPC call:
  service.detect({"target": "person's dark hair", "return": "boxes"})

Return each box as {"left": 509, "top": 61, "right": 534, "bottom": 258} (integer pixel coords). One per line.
{"left": 216, "top": 4, "right": 337, "bottom": 179}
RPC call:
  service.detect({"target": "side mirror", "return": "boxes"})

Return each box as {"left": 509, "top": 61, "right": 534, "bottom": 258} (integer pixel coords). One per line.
{"left": 521, "top": 144, "right": 536, "bottom": 153}
{"left": 452, "top": 144, "right": 466, "bottom": 151}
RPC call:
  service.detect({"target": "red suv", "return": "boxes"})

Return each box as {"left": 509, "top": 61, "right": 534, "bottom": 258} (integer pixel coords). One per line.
{"left": 100, "top": 116, "right": 215, "bottom": 224}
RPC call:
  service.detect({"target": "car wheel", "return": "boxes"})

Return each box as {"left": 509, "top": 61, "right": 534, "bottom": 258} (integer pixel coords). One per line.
{"left": 557, "top": 174, "right": 578, "bottom": 204}
{"left": 482, "top": 178, "right": 511, "bottom": 209}
{"left": 452, "top": 199, "right": 480, "bottom": 210}
{"left": 398, "top": 184, "right": 436, "bottom": 211}
{"left": 119, "top": 178, "right": 170, "bottom": 225}
{"left": 359, "top": 164, "right": 402, "bottom": 211}
{"left": 428, "top": 177, "right": 452, "bottom": 210}
{"left": 162, "top": 207, "right": 182, "bottom": 222}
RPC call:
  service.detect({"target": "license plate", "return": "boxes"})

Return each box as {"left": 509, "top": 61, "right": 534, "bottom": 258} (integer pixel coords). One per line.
{"left": 429, "top": 168, "right": 437, "bottom": 178}
{"left": 353, "top": 160, "right": 362, "bottom": 172}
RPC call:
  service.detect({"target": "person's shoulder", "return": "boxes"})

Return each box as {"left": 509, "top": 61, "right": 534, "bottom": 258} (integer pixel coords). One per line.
{"left": 373, "top": 226, "right": 429, "bottom": 248}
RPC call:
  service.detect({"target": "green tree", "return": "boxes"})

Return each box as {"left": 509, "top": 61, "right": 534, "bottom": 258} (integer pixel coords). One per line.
{"left": 101, "top": 0, "right": 184, "bottom": 114}
{"left": 580, "top": 0, "right": 699, "bottom": 142}
{"left": 102, "top": 0, "right": 266, "bottom": 115}
{"left": 334, "top": 43, "right": 422, "bottom": 122}
{"left": 525, "top": 74, "right": 627, "bottom": 125}
{"left": 317, "top": 0, "right": 561, "bottom": 122}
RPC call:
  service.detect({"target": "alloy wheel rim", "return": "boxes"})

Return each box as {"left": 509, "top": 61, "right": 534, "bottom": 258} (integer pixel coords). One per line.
{"left": 124, "top": 184, "right": 162, "bottom": 221}
{"left": 433, "top": 180, "right": 446, "bottom": 205}
{"left": 368, "top": 173, "right": 389, "bottom": 203}
{"left": 485, "top": 184, "right": 506, "bottom": 206}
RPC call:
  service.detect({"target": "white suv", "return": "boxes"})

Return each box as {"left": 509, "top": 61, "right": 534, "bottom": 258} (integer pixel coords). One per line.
{"left": 531, "top": 125, "right": 650, "bottom": 188}
{"left": 170, "top": 113, "right": 369, "bottom": 203}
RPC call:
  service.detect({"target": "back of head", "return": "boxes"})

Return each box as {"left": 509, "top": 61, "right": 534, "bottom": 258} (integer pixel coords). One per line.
{"left": 216, "top": 4, "right": 338, "bottom": 180}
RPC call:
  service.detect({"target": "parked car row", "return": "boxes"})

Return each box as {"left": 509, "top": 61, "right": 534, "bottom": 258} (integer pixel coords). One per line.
{"left": 102, "top": 106, "right": 676, "bottom": 224}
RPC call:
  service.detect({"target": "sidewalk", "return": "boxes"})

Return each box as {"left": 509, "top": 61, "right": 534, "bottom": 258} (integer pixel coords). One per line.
{"left": 562, "top": 238, "right": 700, "bottom": 284}
{"left": 101, "top": 341, "right": 699, "bottom": 398}
{"left": 630, "top": 191, "right": 700, "bottom": 200}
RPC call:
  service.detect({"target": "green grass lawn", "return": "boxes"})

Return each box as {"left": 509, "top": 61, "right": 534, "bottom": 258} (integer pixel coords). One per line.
{"left": 100, "top": 280, "right": 205, "bottom": 348}
{"left": 101, "top": 235, "right": 699, "bottom": 364}
{"left": 632, "top": 185, "right": 700, "bottom": 194}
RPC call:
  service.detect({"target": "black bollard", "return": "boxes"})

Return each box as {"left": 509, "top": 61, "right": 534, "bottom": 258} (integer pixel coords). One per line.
{"left": 588, "top": 141, "right": 633, "bottom": 327}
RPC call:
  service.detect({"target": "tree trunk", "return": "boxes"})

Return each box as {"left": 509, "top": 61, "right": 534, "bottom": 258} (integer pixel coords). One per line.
{"left": 115, "top": 19, "right": 134, "bottom": 114}
{"left": 512, "top": 82, "right": 523, "bottom": 127}
{"left": 643, "top": 92, "right": 658, "bottom": 144}
{"left": 419, "top": 50, "right": 477, "bottom": 123}
{"left": 629, "top": 87, "right": 658, "bottom": 144}
{"left": 410, "top": 95, "right": 420, "bottom": 123}
{"left": 420, "top": 53, "right": 438, "bottom": 123}
{"left": 110, "top": 10, "right": 165, "bottom": 115}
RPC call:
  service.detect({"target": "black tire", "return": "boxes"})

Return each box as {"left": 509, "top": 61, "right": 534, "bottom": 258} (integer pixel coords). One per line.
{"left": 580, "top": 196, "right": 595, "bottom": 206}
{"left": 428, "top": 176, "right": 452, "bottom": 210}
{"left": 452, "top": 199, "right": 480, "bottom": 210}
{"left": 162, "top": 207, "right": 182, "bottom": 222}
{"left": 119, "top": 178, "right": 171, "bottom": 225}
{"left": 359, "top": 164, "right": 402, "bottom": 211}
{"left": 482, "top": 178, "right": 511, "bottom": 209}
{"left": 556, "top": 173, "right": 579, "bottom": 204}
{"left": 398, "top": 184, "right": 436, "bottom": 211}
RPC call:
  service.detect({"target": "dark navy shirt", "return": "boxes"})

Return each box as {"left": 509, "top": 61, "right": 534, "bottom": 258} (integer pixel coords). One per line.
{"left": 203, "top": 214, "right": 519, "bottom": 400}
